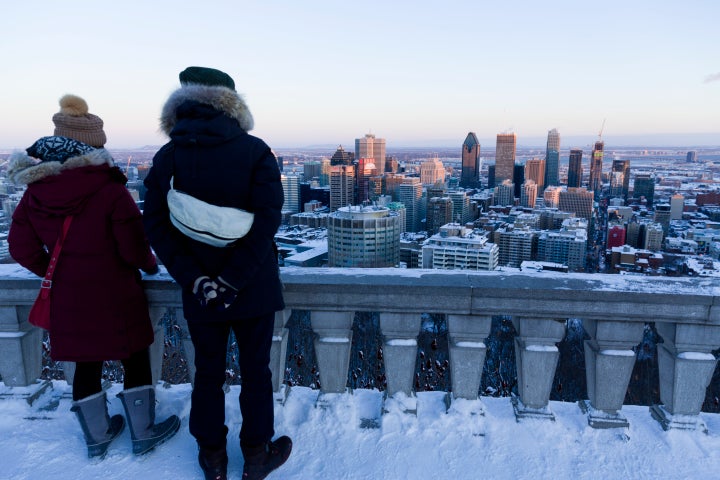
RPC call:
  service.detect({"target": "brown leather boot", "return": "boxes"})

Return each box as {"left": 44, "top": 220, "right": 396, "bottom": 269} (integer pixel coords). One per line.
{"left": 199, "top": 446, "right": 228, "bottom": 480}
{"left": 241, "top": 436, "right": 292, "bottom": 480}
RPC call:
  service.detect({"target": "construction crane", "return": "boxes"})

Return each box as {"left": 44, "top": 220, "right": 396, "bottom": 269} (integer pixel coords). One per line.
{"left": 126, "top": 155, "right": 132, "bottom": 172}
{"left": 598, "top": 118, "right": 606, "bottom": 141}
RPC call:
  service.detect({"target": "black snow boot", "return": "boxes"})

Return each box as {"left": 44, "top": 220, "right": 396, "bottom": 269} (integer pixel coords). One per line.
{"left": 71, "top": 391, "right": 125, "bottom": 459}
{"left": 241, "top": 436, "right": 292, "bottom": 480}
{"left": 199, "top": 445, "right": 228, "bottom": 480}
{"left": 117, "top": 385, "right": 180, "bottom": 455}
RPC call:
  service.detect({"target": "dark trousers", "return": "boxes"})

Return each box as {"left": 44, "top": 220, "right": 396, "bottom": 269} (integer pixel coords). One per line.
{"left": 73, "top": 348, "right": 152, "bottom": 401}
{"left": 187, "top": 312, "right": 275, "bottom": 450}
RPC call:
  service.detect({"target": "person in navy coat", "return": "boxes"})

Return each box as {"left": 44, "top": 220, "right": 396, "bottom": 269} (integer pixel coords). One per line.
{"left": 142, "top": 67, "right": 291, "bottom": 480}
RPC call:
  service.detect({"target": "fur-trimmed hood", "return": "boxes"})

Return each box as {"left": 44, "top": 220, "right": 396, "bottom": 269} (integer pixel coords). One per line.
{"left": 160, "top": 84, "right": 254, "bottom": 136}
{"left": 7, "top": 148, "right": 115, "bottom": 185}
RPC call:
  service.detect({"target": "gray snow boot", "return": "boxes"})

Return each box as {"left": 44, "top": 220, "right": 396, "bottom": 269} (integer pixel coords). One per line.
{"left": 71, "top": 391, "right": 125, "bottom": 459}
{"left": 117, "top": 385, "right": 180, "bottom": 455}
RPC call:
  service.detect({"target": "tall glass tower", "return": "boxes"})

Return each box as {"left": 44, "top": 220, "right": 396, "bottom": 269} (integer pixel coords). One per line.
{"left": 568, "top": 149, "right": 583, "bottom": 188}
{"left": 544, "top": 128, "right": 560, "bottom": 189}
{"left": 460, "top": 132, "right": 481, "bottom": 188}
{"left": 495, "top": 133, "right": 517, "bottom": 184}
{"left": 588, "top": 141, "right": 604, "bottom": 198}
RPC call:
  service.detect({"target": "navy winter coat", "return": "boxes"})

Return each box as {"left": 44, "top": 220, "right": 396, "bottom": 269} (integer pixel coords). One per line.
{"left": 142, "top": 84, "right": 285, "bottom": 321}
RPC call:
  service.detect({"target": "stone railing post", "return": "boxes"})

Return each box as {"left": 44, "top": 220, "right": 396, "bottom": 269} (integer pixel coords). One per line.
{"left": 447, "top": 314, "right": 492, "bottom": 401}
{"left": 271, "top": 309, "right": 290, "bottom": 396}
{"left": 310, "top": 310, "right": 354, "bottom": 394}
{"left": 652, "top": 322, "right": 720, "bottom": 432}
{"left": 174, "top": 308, "right": 196, "bottom": 386}
{"left": 0, "top": 305, "right": 43, "bottom": 388}
{"left": 148, "top": 306, "right": 168, "bottom": 387}
{"left": 582, "top": 319, "right": 644, "bottom": 428}
{"left": 379, "top": 312, "right": 422, "bottom": 398}
{"left": 511, "top": 317, "right": 566, "bottom": 421}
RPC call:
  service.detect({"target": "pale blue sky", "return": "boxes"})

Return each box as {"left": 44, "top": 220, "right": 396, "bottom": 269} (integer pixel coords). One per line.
{"left": 1, "top": 0, "right": 718, "bottom": 149}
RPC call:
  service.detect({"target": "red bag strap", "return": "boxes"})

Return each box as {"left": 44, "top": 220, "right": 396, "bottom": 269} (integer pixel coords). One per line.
{"left": 40, "top": 216, "right": 73, "bottom": 299}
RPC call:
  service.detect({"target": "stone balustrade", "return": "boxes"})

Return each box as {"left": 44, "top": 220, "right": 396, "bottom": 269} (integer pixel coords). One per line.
{"left": 1, "top": 266, "right": 718, "bottom": 432}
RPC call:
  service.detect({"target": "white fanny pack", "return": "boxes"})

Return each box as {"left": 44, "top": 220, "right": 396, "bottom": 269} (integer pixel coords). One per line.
{"left": 167, "top": 176, "right": 254, "bottom": 247}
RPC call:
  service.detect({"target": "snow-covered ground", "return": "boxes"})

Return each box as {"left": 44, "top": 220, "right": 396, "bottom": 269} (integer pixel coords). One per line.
{"left": 3, "top": 381, "right": 720, "bottom": 479}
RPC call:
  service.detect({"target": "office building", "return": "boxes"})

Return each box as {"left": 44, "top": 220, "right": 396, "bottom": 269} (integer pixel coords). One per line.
{"left": 525, "top": 158, "right": 546, "bottom": 192}
{"left": 588, "top": 141, "right": 604, "bottom": 197}
{"left": 493, "top": 180, "right": 515, "bottom": 206}
{"left": 327, "top": 205, "right": 401, "bottom": 268}
{"left": 448, "top": 190, "right": 472, "bottom": 225}
{"left": 355, "top": 133, "right": 386, "bottom": 172}
{"left": 495, "top": 133, "right": 517, "bottom": 184}
{"left": 493, "top": 227, "right": 537, "bottom": 268}
{"left": 670, "top": 194, "right": 684, "bottom": 220}
{"left": 330, "top": 145, "right": 353, "bottom": 166}
{"left": 281, "top": 174, "right": 301, "bottom": 213}
{"left": 632, "top": 173, "right": 655, "bottom": 207}
{"left": 559, "top": 188, "right": 594, "bottom": 219}
{"left": 536, "top": 228, "right": 587, "bottom": 272}
{"left": 567, "top": 149, "right": 583, "bottom": 188}
{"left": 329, "top": 165, "right": 355, "bottom": 212}
{"left": 426, "top": 197, "right": 454, "bottom": 235}
{"left": 421, "top": 156, "right": 446, "bottom": 186}
{"left": 543, "top": 186, "right": 563, "bottom": 209}
{"left": 460, "top": 132, "right": 481, "bottom": 188}
{"left": 304, "top": 161, "right": 322, "bottom": 182}
{"left": 521, "top": 181, "right": 538, "bottom": 208}
{"left": 422, "top": 224, "right": 499, "bottom": 271}
{"left": 398, "top": 178, "right": 424, "bottom": 232}
{"left": 609, "top": 159, "right": 630, "bottom": 201}
{"left": 544, "top": 128, "right": 560, "bottom": 188}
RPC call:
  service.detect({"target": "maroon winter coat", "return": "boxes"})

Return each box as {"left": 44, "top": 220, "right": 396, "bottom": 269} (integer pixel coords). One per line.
{"left": 8, "top": 148, "right": 156, "bottom": 362}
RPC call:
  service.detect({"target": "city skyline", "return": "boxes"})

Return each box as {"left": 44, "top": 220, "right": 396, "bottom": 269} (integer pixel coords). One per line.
{"left": 1, "top": 1, "right": 719, "bottom": 150}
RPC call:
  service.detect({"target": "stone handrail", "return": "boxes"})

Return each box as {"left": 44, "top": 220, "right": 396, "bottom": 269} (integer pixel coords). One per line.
{"left": 1, "top": 266, "right": 718, "bottom": 432}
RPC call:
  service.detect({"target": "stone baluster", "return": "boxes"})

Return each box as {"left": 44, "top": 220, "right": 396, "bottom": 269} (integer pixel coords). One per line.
{"left": 379, "top": 313, "right": 421, "bottom": 398}
{"left": 271, "top": 309, "right": 290, "bottom": 398}
{"left": 447, "top": 314, "right": 492, "bottom": 401}
{"left": 148, "top": 306, "right": 168, "bottom": 387}
{"left": 582, "top": 319, "right": 644, "bottom": 428}
{"left": 0, "top": 305, "right": 43, "bottom": 388}
{"left": 651, "top": 322, "right": 720, "bottom": 432}
{"left": 511, "top": 317, "right": 566, "bottom": 421}
{"left": 310, "top": 311, "right": 354, "bottom": 394}
{"left": 173, "top": 307, "right": 196, "bottom": 386}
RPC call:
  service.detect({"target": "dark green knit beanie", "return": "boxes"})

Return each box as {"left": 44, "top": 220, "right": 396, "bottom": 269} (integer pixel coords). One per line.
{"left": 179, "top": 66, "right": 235, "bottom": 90}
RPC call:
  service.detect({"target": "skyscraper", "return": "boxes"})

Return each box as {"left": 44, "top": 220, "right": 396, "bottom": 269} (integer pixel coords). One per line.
{"left": 329, "top": 165, "right": 355, "bottom": 212}
{"left": 567, "top": 149, "right": 583, "bottom": 188}
{"left": 544, "top": 129, "right": 560, "bottom": 189}
{"left": 330, "top": 145, "right": 353, "bottom": 166}
{"left": 495, "top": 133, "right": 517, "bottom": 184}
{"left": 588, "top": 141, "right": 604, "bottom": 197}
{"left": 397, "top": 178, "right": 423, "bottom": 232}
{"left": 355, "top": 133, "right": 386, "bottom": 172}
{"left": 420, "top": 156, "right": 446, "bottom": 186}
{"left": 460, "top": 132, "right": 481, "bottom": 188}
{"left": 524, "top": 158, "right": 546, "bottom": 192}
{"left": 609, "top": 159, "right": 630, "bottom": 201}
{"left": 633, "top": 173, "right": 655, "bottom": 207}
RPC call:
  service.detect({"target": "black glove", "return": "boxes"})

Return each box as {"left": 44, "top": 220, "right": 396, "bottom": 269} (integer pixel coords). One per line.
{"left": 192, "top": 276, "right": 219, "bottom": 307}
{"left": 192, "top": 276, "right": 238, "bottom": 310}
{"left": 212, "top": 277, "right": 239, "bottom": 311}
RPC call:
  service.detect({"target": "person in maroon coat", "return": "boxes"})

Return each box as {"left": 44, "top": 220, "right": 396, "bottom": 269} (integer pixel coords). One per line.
{"left": 8, "top": 95, "right": 179, "bottom": 459}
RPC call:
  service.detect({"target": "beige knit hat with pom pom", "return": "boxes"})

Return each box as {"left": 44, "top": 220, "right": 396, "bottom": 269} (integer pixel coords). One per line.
{"left": 52, "top": 94, "right": 107, "bottom": 147}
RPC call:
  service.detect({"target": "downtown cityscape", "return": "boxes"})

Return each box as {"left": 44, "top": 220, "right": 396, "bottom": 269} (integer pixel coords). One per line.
{"left": 3, "top": 130, "right": 718, "bottom": 278}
